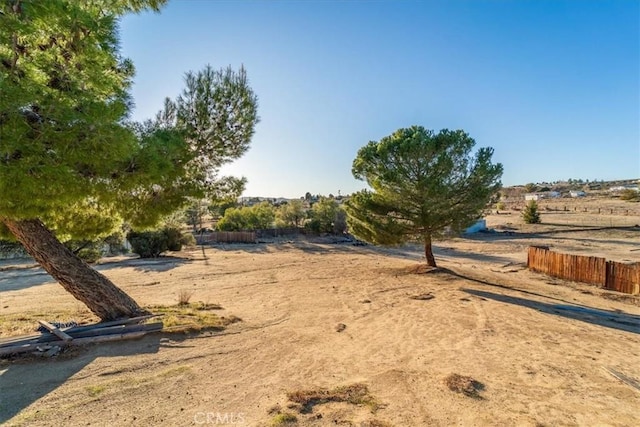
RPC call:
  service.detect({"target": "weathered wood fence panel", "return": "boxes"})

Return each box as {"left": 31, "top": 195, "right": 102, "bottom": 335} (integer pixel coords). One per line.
{"left": 527, "top": 246, "right": 639, "bottom": 295}
{"left": 606, "top": 261, "right": 640, "bottom": 294}
{"left": 197, "top": 231, "right": 256, "bottom": 244}
{"left": 527, "top": 246, "right": 606, "bottom": 285}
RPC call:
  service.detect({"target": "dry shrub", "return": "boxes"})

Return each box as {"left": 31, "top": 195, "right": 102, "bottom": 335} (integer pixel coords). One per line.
{"left": 286, "top": 383, "right": 378, "bottom": 413}
{"left": 177, "top": 289, "right": 194, "bottom": 305}
{"left": 444, "top": 373, "right": 484, "bottom": 398}
{"left": 270, "top": 412, "right": 297, "bottom": 426}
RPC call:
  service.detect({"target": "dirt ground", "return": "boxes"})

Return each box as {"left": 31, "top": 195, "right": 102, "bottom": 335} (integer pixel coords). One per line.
{"left": 1, "top": 202, "right": 639, "bottom": 426}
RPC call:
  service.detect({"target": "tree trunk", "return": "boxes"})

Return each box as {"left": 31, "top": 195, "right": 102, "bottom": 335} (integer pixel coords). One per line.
{"left": 2, "top": 218, "right": 150, "bottom": 321}
{"left": 424, "top": 233, "right": 437, "bottom": 267}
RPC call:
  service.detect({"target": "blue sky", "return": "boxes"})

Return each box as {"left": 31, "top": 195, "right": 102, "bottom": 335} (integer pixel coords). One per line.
{"left": 120, "top": 0, "right": 639, "bottom": 198}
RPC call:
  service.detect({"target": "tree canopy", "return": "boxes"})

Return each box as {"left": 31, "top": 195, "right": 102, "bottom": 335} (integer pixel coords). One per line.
{"left": 217, "top": 202, "right": 275, "bottom": 231}
{"left": 306, "top": 197, "right": 346, "bottom": 234}
{"left": 276, "top": 199, "right": 305, "bottom": 228}
{"left": 345, "top": 126, "right": 503, "bottom": 266}
{"left": 0, "top": 0, "right": 257, "bottom": 240}
{"left": 0, "top": 0, "right": 259, "bottom": 320}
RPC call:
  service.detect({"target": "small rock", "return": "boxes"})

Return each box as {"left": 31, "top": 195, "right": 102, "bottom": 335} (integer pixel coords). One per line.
{"left": 335, "top": 323, "right": 347, "bottom": 332}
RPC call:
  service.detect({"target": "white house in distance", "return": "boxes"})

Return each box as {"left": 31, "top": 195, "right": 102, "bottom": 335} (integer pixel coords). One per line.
{"left": 570, "top": 190, "right": 586, "bottom": 198}
{"left": 525, "top": 193, "right": 542, "bottom": 201}
{"left": 525, "top": 191, "right": 560, "bottom": 201}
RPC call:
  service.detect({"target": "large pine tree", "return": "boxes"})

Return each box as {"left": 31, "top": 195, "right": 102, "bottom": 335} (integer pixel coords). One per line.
{"left": 345, "top": 126, "right": 503, "bottom": 267}
{"left": 0, "top": 0, "right": 259, "bottom": 320}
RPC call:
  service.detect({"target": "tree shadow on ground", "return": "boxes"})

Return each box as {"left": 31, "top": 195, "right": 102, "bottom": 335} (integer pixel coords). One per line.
{"left": 0, "top": 257, "right": 191, "bottom": 293}
{"left": 207, "top": 239, "right": 385, "bottom": 257}
{"left": 0, "top": 333, "right": 164, "bottom": 424}
{"left": 208, "top": 242, "right": 270, "bottom": 253}
{"left": 441, "top": 267, "right": 606, "bottom": 306}
{"left": 462, "top": 226, "right": 640, "bottom": 247}
{"left": 0, "top": 268, "right": 57, "bottom": 291}
{"left": 97, "top": 255, "right": 191, "bottom": 273}
{"left": 204, "top": 239, "right": 523, "bottom": 266}
{"left": 434, "top": 247, "right": 519, "bottom": 265}
{"left": 461, "top": 288, "right": 640, "bottom": 335}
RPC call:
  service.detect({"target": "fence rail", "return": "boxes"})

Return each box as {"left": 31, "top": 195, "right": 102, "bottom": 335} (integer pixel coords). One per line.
{"left": 527, "top": 246, "right": 639, "bottom": 295}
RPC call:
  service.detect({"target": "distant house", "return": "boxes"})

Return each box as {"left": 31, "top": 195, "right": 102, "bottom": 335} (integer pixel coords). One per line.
{"left": 525, "top": 193, "right": 542, "bottom": 201}
{"left": 570, "top": 191, "right": 586, "bottom": 198}
{"left": 610, "top": 185, "right": 639, "bottom": 193}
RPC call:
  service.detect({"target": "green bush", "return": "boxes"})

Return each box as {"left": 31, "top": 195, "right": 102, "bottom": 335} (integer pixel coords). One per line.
{"left": 305, "top": 218, "right": 323, "bottom": 234}
{"left": 128, "top": 228, "right": 195, "bottom": 257}
{"left": 104, "top": 230, "right": 129, "bottom": 255}
{"left": 127, "top": 231, "right": 169, "bottom": 258}
{"left": 305, "top": 198, "right": 346, "bottom": 234}
{"left": 217, "top": 202, "right": 275, "bottom": 231}
{"left": 180, "top": 232, "right": 196, "bottom": 247}
{"left": 164, "top": 227, "right": 184, "bottom": 251}
{"left": 64, "top": 240, "right": 103, "bottom": 262}
{"left": 522, "top": 200, "right": 541, "bottom": 224}
{"left": 77, "top": 248, "right": 102, "bottom": 263}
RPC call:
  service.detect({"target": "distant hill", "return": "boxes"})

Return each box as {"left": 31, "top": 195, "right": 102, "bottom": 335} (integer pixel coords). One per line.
{"left": 501, "top": 178, "right": 639, "bottom": 200}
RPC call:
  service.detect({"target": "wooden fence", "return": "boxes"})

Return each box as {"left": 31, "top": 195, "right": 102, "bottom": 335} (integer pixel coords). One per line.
{"left": 255, "top": 227, "right": 306, "bottom": 238}
{"left": 527, "top": 246, "right": 639, "bottom": 294}
{"left": 197, "top": 231, "right": 256, "bottom": 244}
{"left": 606, "top": 261, "right": 640, "bottom": 294}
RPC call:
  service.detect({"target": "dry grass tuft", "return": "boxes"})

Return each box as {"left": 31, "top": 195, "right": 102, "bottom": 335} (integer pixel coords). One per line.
{"left": 444, "top": 373, "right": 484, "bottom": 398}
{"left": 177, "top": 289, "right": 194, "bottom": 305}
{"left": 0, "top": 308, "right": 97, "bottom": 338}
{"left": 286, "top": 383, "right": 378, "bottom": 413}
{"left": 270, "top": 412, "right": 298, "bottom": 426}
{"left": 146, "top": 302, "right": 237, "bottom": 333}
{"left": 85, "top": 385, "right": 106, "bottom": 397}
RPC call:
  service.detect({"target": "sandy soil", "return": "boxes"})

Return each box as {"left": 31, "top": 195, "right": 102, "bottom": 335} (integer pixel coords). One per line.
{"left": 1, "top": 209, "right": 639, "bottom": 426}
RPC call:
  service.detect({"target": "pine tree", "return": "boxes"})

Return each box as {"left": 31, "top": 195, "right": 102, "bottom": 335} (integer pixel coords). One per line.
{"left": 522, "top": 200, "right": 541, "bottom": 224}
{"left": 0, "top": 1, "right": 258, "bottom": 320}
{"left": 345, "top": 126, "right": 503, "bottom": 267}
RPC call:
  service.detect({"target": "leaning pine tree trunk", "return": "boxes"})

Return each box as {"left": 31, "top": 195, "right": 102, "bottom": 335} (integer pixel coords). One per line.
{"left": 2, "top": 218, "right": 150, "bottom": 321}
